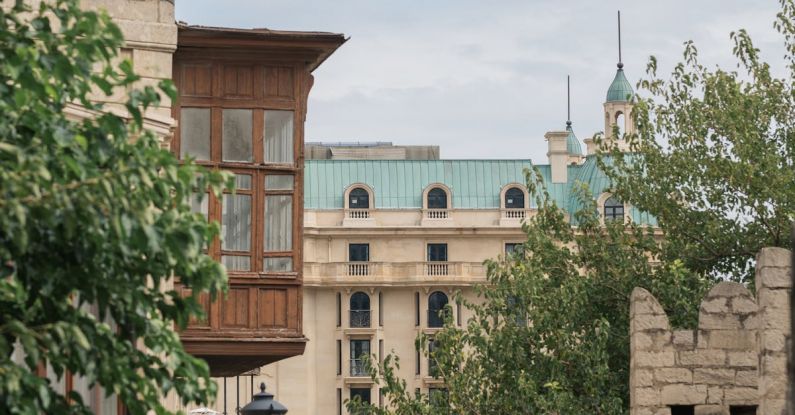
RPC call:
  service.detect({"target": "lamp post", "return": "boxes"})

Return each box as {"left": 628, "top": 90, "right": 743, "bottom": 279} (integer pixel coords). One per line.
{"left": 240, "top": 383, "right": 288, "bottom": 415}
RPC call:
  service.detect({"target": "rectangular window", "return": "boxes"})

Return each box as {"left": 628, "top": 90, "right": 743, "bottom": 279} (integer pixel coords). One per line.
{"left": 429, "top": 388, "right": 449, "bottom": 411}
{"left": 350, "top": 388, "right": 371, "bottom": 406}
{"left": 350, "top": 340, "right": 370, "bottom": 377}
{"left": 264, "top": 195, "right": 292, "bottom": 251}
{"left": 190, "top": 193, "right": 209, "bottom": 219}
{"left": 337, "top": 388, "right": 342, "bottom": 415}
{"left": 414, "top": 292, "right": 420, "bottom": 326}
{"left": 336, "top": 340, "right": 342, "bottom": 375}
{"left": 265, "top": 175, "right": 294, "bottom": 191}
{"left": 336, "top": 292, "right": 341, "bottom": 327}
{"left": 263, "top": 257, "right": 292, "bottom": 272}
{"left": 222, "top": 109, "right": 253, "bottom": 162}
{"left": 180, "top": 108, "right": 211, "bottom": 160}
{"left": 379, "top": 339, "right": 384, "bottom": 364}
{"left": 415, "top": 349, "right": 420, "bottom": 375}
{"left": 378, "top": 292, "right": 383, "bottom": 327}
{"left": 264, "top": 110, "right": 294, "bottom": 164}
{"left": 456, "top": 302, "right": 461, "bottom": 326}
{"left": 348, "top": 243, "right": 370, "bottom": 262}
{"left": 505, "top": 242, "right": 523, "bottom": 255}
{"left": 221, "top": 192, "right": 251, "bottom": 271}
{"left": 379, "top": 388, "right": 384, "bottom": 408}
{"left": 428, "top": 339, "right": 441, "bottom": 378}
{"left": 427, "top": 243, "right": 447, "bottom": 262}
{"left": 730, "top": 406, "right": 757, "bottom": 415}
{"left": 669, "top": 406, "right": 694, "bottom": 415}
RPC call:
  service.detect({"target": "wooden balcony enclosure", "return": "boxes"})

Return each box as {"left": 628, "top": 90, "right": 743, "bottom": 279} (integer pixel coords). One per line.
{"left": 172, "top": 24, "right": 346, "bottom": 377}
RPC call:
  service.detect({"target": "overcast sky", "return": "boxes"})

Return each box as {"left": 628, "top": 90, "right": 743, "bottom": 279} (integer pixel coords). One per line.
{"left": 176, "top": 1, "right": 784, "bottom": 161}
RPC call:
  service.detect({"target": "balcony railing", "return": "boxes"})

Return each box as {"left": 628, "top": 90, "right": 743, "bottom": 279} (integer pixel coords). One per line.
{"left": 347, "top": 262, "right": 370, "bottom": 276}
{"left": 345, "top": 208, "right": 371, "bottom": 219}
{"left": 424, "top": 209, "right": 449, "bottom": 219}
{"left": 304, "top": 262, "right": 487, "bottom": 284}
{"left": 425, "top": 262, "right": 450, "bottom": 276}
{"left": 349, "top": 310, "right": 371, "bottom": 328}
{"left": 350, "top": 359, "right": 368, "bottom": 376}
{"left": 501, "top": 208, "right": 526, "bottom": 219}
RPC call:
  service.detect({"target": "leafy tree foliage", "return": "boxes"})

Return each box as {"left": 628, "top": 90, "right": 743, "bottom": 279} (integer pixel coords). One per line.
{"left": 0, "top": 1, "right": 229, "bottom": 414}
{"left": 348, "top": 171, "right": 707, "bottom": 414}
{"left": 603, "top": 0, "right": 795, "bottom": 283}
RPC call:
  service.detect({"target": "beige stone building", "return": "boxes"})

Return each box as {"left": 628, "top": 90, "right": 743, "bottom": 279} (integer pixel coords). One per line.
{"left": 251, "top": 59, "right": 647, "bottom": 414}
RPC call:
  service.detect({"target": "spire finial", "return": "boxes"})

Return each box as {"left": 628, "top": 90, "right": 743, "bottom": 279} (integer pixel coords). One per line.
{"left": 617, "top": 10, "right": 624, "bottom": 69}
{"left": 566, "top": 75, "right": 572, "bottom": 129}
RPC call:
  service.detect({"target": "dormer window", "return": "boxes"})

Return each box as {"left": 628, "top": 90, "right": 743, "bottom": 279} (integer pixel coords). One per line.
{"left": 504, "top": 187, "right": 525, "bottom": 209}
{"left": 349, "top": 187, "right": 370, "bottom": 209}
{"left": 604, "top": 196, "right": 624, "bottom": 222}
{"left": 427, "top": 188, "right": 448, "bottom": 209}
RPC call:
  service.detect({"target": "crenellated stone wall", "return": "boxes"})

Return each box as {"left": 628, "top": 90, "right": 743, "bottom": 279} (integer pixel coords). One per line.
{"left": 629, "top": 247, "right": 792, "bottom": 415}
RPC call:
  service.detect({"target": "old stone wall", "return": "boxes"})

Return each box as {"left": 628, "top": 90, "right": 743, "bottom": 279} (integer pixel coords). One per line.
{"left": 629, "top": 247, "right": 792, "bottom": 415}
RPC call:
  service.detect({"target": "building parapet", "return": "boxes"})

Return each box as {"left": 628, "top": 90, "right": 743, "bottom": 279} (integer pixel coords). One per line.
{"left": 629, "top": 247, "right": 792, "bottom": 415}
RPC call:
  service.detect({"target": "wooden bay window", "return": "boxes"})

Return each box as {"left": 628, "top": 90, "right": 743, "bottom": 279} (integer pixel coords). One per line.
{"left": 169, "top": 23, "right": 346, "bottom": 375}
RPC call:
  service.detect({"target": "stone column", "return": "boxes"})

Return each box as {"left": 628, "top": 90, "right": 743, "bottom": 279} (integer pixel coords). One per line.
{"left": 756, "top": 248, "right": 792, "bottom": 415}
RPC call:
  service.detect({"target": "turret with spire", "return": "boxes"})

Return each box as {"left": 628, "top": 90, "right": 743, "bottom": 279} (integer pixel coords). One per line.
{"left": 545, "top": 75, "right": 584, "bottom": 184}
{"left": 585, "top": 10, "right": 635, "bottom": 154}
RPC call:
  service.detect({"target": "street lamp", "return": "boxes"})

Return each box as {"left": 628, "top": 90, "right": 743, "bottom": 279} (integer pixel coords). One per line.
{"left": 240, "top": 383, "right": 288, "bottom": 415}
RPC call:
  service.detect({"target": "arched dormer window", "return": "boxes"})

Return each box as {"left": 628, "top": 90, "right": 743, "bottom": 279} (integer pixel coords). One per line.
{"left": 427, "top": 188, "right": 448, "bottom": 209}
{"left": 348, "top": 187, "right": 370, "bottom": 209}
{"left": 604, "top": 196, "right": 624, "bottom": 222}
{"left": 504, "top": 187, "right": 525, "bottom": 209}
{"left": 428, "top": 291, "right": 449, "bottom": 328}
{"left": 350, "top": 292, "right": 370, "bottom": 328}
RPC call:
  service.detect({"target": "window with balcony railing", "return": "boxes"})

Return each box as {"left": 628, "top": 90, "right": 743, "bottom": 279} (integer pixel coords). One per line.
{"left": 349, "top": 291, "right": 371, "bottom": 328}
{"left": 348, "top": 243, "right": 370, "bottom": 276}
{"left": 350, "top": 339, "right": 370, "bottom": 376}
{"left": 426, "top": 244, "right": 449, "bottom": 276}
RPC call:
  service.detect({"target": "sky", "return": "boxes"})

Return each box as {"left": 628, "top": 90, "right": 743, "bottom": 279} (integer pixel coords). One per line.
{"left": 176, "top": 0, "right": 785, "bottom": 162}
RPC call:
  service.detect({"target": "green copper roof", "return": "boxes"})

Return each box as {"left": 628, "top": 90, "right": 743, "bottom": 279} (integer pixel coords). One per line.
{"left": 566, "top": 124, "right": 583, "bottom": 156}
{"left": 606, "top": 68, "right": 633, "bottom": 102}
{"left": 567, "top": 155, "right": 656, "bottom": 225}
{"left": 303, "top": 157, "right": 655, "bottom": 225}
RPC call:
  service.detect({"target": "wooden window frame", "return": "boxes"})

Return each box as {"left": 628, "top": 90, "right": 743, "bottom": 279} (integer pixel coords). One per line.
{"left": 173, "top": 61, "right": 303, "bottom": 279}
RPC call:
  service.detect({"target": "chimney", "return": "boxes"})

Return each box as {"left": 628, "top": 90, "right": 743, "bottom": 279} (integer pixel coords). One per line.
{"left": 545, "top": 131, "right": 569, "bottom": 184}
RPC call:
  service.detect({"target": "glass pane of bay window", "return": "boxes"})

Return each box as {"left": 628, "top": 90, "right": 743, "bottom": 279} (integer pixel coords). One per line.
{"left": 234, "top": 174, "right": 252, "bottom": 190}
{"left": 265, "top": 175, "right": 294, "bottom": 191}
{"left": 180, "top": 108, "right": 210, "bottom": 160}
{"left": 264, "top": 257, "right": 292, "bottom": 272}
{"left": 264, "top": 110, "right": 294, "bottom": 164}
{"left": 190, "top": 193, "right": 208, "bottom": 219}
{"left": 222, "top": 109, "right": 253, "bottom": 162}
{"left": 265, "top": 195, "right": 292, "bottom": 251}
{"left": 222, "top": 255, "right": 251, "bottom": 271}
{"left": 222, "top": 194, "right": 251, "bottom": 251}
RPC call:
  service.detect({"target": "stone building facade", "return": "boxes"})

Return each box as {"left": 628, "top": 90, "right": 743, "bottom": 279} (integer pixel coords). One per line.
{"left": 629, "top": 247, "right": 792, "bottom": 415}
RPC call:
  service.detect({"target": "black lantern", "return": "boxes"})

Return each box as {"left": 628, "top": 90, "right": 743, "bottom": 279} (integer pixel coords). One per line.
{"left": 240, "top": 383, "right": 288, "bottom": 415}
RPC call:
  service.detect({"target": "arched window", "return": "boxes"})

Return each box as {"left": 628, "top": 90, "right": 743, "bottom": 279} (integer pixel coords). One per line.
{"left": 428, "top": 291, "right": 449, "bottom": 328}
{"left": 615, "top": 112, "right": 625, "bottom": 137}
{"left": 348, "top": 187, "right": 370, "bottom": 209}
{"left": 350, "top": 292, "right": 370, "bottom": 328}
{"left": 427, "top": 188, "right": 448, "bottom": 209}
{"left": 504, "top": 187, "right": 525, "bottom": 209}
{"left": 604, "top": 196, "right": 624, "bottom": 222}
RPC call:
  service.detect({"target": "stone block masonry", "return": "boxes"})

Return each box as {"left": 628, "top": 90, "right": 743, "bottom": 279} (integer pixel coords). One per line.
{"left": 629, "top": 247, "right": 792, "bottom": 415}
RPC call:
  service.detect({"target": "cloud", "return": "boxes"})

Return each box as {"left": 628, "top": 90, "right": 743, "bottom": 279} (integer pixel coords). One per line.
{"left": 176, "top": 0, "right": 783, "bottom": 160}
